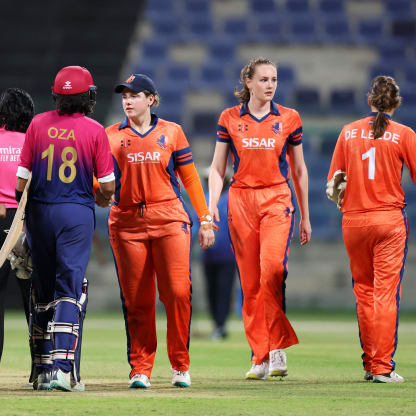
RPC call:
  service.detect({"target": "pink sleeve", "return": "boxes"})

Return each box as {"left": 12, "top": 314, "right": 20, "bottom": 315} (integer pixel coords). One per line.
{"left": 19, "top": 121, "right": 35, "bottom": 171}
{"left": 94, "top": 128, "right": 114, "bottom": 179}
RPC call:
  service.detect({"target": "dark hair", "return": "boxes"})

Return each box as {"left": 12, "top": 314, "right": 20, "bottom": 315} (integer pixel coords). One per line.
{"left": 234, "top": 57, "right": 277, "bottom": 103}
{"left": 368, "top": 76, "right": 401, "bottom": 139}
{"left": 0, "top": 88, "right": 35, "bottom": 133}
{"left": 53, "top": 91, "right": 96, "bottom": 116}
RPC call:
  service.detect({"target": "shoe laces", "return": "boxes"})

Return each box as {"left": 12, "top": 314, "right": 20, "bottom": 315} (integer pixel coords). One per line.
{"left": 270, "top": 350, "right": 285, "bottom": 366}
{"left": 172, "top": 369, "right": 188, "bottom": 377}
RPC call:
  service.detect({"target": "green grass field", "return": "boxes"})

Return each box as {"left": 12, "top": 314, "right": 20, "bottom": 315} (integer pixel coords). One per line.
{"left": 1, "top": 310, "right": 415, "bottom": 415}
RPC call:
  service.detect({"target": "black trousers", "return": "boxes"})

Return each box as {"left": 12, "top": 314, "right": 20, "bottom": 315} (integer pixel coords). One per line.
{"left": 202, "top": 261, "right": 236, "bottom": 330}
{"left": 0, "top": 208, "right": 31, "bottom": 361}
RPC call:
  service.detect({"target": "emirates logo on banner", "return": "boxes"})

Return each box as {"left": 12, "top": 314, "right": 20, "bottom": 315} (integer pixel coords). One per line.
{"left": 121, "top": 138, "right": 131, "bottom": 147}
{"left": 238, "top": 123, "right": 248, "bottom": 132}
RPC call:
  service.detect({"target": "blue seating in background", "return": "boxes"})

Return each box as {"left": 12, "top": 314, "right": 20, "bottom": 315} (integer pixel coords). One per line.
{"left": 289, "top": 17, "right": 319, "bottom": 44}
{"left": 368, "top": 63, "right": 397, "bottom": 81}
{"left": 357, "top": 19, "right": 385, "bottom": 44}
{"left": 293, "top": 87, "right": 321, "bottom": 114}
{"left": 223, "top": 17, "right": 251, "bottom": 42}
{"left": 165, "top": 63, "right": 192, "bottom": 88}
{"left": 285, "top": 0, "right": 310, "bottom": 17}
{"left": 141, "top": 40, "right": 168, "bottom": 61}
{"left": 151, "top": 16, "right": 183, "bottom": 41}
{"left": 198, "top": 63, "right": 227, "bottom": 88}
{"left": 322, "top": 16, "right": 352, "bottom": 44}
{"left": 188, "top": 18, "right": 214, "bottom": 41}
{"left": 249, "top": 0, "right": 278, "bottom": 16}
{"left": 208, "top": 39, "right": 236, "bottom": 62}
{"left": 254, "top": 16, "right": 286, "bottom": 43}
{"left": 378, "top": 41, "right": 409, "bottom": 65}
{"left": 183, "top": 0, "right": 211, "bottom": 18}
{"left": 403, "top": 64, "right": 416, "bottom": 85}
{"left": 329, "top": 88, "right": 357, "bottom": 114}
{"left": 277, "top": 65, "right": 296, "bottom": 87}
{"left": 132, "top": 63, "right": 158, "bottom": 81}
{"left": 391, "top": 18, "right": 416, "bottom": 40}
{"left": 385, "top": 0, "right": 414, "bottom": 18}
{"left": 192, "top": 111, "right": 218, "bottom": 135}
{"left": 318, "top": 0, "right": 345, "bottom": 18}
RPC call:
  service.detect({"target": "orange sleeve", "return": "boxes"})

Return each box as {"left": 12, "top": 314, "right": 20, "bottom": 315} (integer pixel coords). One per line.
{"left": 177, "top": 162, "right": 210, "bottom": 220}
{"left": 327, "top": 127, "right": 346, "bottom": 181}
{"left": 93, "top": 176, "right": 100, "bottom": 194}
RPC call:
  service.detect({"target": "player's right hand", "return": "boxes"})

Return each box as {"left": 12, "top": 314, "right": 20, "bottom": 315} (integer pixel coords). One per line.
{"left": 95, "top": 189, "right": 112, "bottom": 207}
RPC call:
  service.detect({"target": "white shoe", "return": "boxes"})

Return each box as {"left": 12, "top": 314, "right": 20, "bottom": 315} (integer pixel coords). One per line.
{"left": 171, "top": 368, "right": 191, "bottom": 387}
{"left": 50, "top": 367, "right": 85, "bottom": 392}
{"left": 373, "top": 371, "right": 404, "bottom": 383}
{"left": 245, "top": 361, "right": 269, "bottom": 380}
{"left": 129, "top": 374, "right": 151, "bottom": 389}
{"left": 268, "top": 349, "right": 288, "bottom": 377}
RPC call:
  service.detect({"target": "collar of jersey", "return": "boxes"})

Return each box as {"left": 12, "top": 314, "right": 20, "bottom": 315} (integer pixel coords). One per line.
{"left": 119, "top": 113, "right": 159, "bottom": 137}
{"left": 369, "top": 111, "right": 392, "bottom": 120}
{"left": 240, "top": 101, "right": 280, "bottom": 121}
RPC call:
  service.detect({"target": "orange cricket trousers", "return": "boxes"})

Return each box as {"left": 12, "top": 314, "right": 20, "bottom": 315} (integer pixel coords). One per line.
{"left": 108, "top": 198, "right": 192, "bottom": 379}
{"left": 228, "top": 184, "right": 299, "bottom": 364}
{"left": 342, "top": 209, "right": 408, "bottom": 375}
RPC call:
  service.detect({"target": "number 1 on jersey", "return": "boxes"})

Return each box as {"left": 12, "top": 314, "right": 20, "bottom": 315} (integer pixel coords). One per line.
{"left": 362, "top": 147, "right": 376, "bottom": 180}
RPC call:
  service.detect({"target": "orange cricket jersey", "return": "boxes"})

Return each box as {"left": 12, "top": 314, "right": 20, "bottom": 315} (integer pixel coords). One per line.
{"left": 217, "top": 101, "right": 303, "bottom": 188}
{"left": 106, "top": 115, "right": 194, "bottom": 207}
{"left": 327, "top": 113, "right": 416, "bottom": 213}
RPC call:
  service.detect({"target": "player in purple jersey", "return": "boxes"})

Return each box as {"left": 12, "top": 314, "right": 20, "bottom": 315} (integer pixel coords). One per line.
{"left": 16, "top": 66, "right": 115, "bottom": 392}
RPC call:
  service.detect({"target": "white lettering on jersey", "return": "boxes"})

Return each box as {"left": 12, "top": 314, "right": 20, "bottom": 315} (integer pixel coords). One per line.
{"left": 242, "top": 138, "right": 276, "bottom": 149}
{"left": 127, "top": 152, "right": 161, "bottom": 163}
{"left": 345, "top": 129, "right": 400, "bottom": 144}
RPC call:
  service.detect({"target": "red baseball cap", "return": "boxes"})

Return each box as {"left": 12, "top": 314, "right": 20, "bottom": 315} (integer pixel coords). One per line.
{"left": 52, "top": 66, "right": 95, "bottom": 95}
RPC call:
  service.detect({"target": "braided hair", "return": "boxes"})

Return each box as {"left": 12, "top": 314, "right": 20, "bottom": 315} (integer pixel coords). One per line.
{"left": 234, "top": 57, "right": 277, "bottom": 103}
{"left": 368, "top": 76, "right": 401, "bottom": 139}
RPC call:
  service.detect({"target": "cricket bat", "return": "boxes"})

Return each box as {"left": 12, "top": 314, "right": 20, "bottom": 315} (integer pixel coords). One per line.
{"left": 0, "top": 174, "right": 32, "bottom": 268}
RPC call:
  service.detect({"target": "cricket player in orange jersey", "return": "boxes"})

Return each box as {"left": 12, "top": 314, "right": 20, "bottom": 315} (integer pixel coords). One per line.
{"left": 98, "top": 74, "right": 214, "bottom": 389}
{"left": 327, "top": 76, "right": 416, "bottom": 383}
{"left": 209, "top": 57, "right": 311, "bottom": 380}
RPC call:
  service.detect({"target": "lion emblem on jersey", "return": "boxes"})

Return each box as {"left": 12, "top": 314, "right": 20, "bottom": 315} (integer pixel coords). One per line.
{"left": 272, "top": 122, "right": 281, "bottom": 134}
{"left": 157, "top": 135, "right": 168, "bottom": 149}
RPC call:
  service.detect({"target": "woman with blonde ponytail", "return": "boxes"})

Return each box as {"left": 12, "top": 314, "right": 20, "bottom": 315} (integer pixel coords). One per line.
{"left": 327, "top": 75, "right": 415, "bottom": 383}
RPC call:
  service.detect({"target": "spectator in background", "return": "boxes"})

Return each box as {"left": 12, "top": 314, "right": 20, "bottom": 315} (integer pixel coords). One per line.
{"left": 0, "top": 88, "right": 34, "bottom": 363}
{"left": 209, "top": 57, "right": 311, "bottom": 381}
{"left": 201, "top": 168, "right": 236, "bottom": 340}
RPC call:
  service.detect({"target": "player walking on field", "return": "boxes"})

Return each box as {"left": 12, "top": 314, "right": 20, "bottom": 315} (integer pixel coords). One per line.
{"left": 209, "top": 57, "right": 311, "bottom": 380}
{"left": 16, "top": 66, "right": 115, "bottom": 391}
{"left": 327, "top": 76, "right": 415, "bottom": 383}
{"left": 0, "top": 88, "right": 34, "bottom": 362}
{"left": 101, "top": 74, "right": 214, "bottom": 389}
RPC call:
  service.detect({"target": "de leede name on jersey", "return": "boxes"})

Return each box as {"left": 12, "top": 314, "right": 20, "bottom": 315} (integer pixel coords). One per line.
{"left": 344, "top": 126, "right": 400, "bottom": 144}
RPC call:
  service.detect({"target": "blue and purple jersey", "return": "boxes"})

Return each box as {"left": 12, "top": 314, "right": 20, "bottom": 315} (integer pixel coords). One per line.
{"left": 19, "top": 110, "right": 114, "bottom": 208}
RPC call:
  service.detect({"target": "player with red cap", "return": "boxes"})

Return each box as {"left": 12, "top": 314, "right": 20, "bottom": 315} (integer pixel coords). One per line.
{"left": 16, "top": 65, "right": 115, "bottom": 392}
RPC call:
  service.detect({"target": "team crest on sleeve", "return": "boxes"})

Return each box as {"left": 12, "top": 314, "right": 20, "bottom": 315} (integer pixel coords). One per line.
{"left": 121, "top": 138, "right": 131, "bottom": 147}
{"left": 156, "top": 135, "right": 168, "bottom": 149}
{"left": 238, "top": 123, "right": 248, "bottom": 132}
{"left": 272, "top": 122, "right": 281, "bottom": 134}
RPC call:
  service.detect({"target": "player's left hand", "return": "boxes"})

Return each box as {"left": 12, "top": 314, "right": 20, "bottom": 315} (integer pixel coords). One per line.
{"left": 198, "top": 227, "right": 215, "bottom": 250}
{"left": 299, "top": 218, "right": 312, "bottom": 246}
{"left": 95, "top": 188, "right": 112, "bottom": 207}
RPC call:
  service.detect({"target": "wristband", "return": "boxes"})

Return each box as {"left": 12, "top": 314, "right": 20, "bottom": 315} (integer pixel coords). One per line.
{"left": 15, "top": 190, "right": 23, "bottom": 203}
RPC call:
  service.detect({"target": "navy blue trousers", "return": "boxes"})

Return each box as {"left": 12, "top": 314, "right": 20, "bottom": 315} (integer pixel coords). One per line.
{"left": 26, "top": 202, "right": 93, "bottom": 373}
